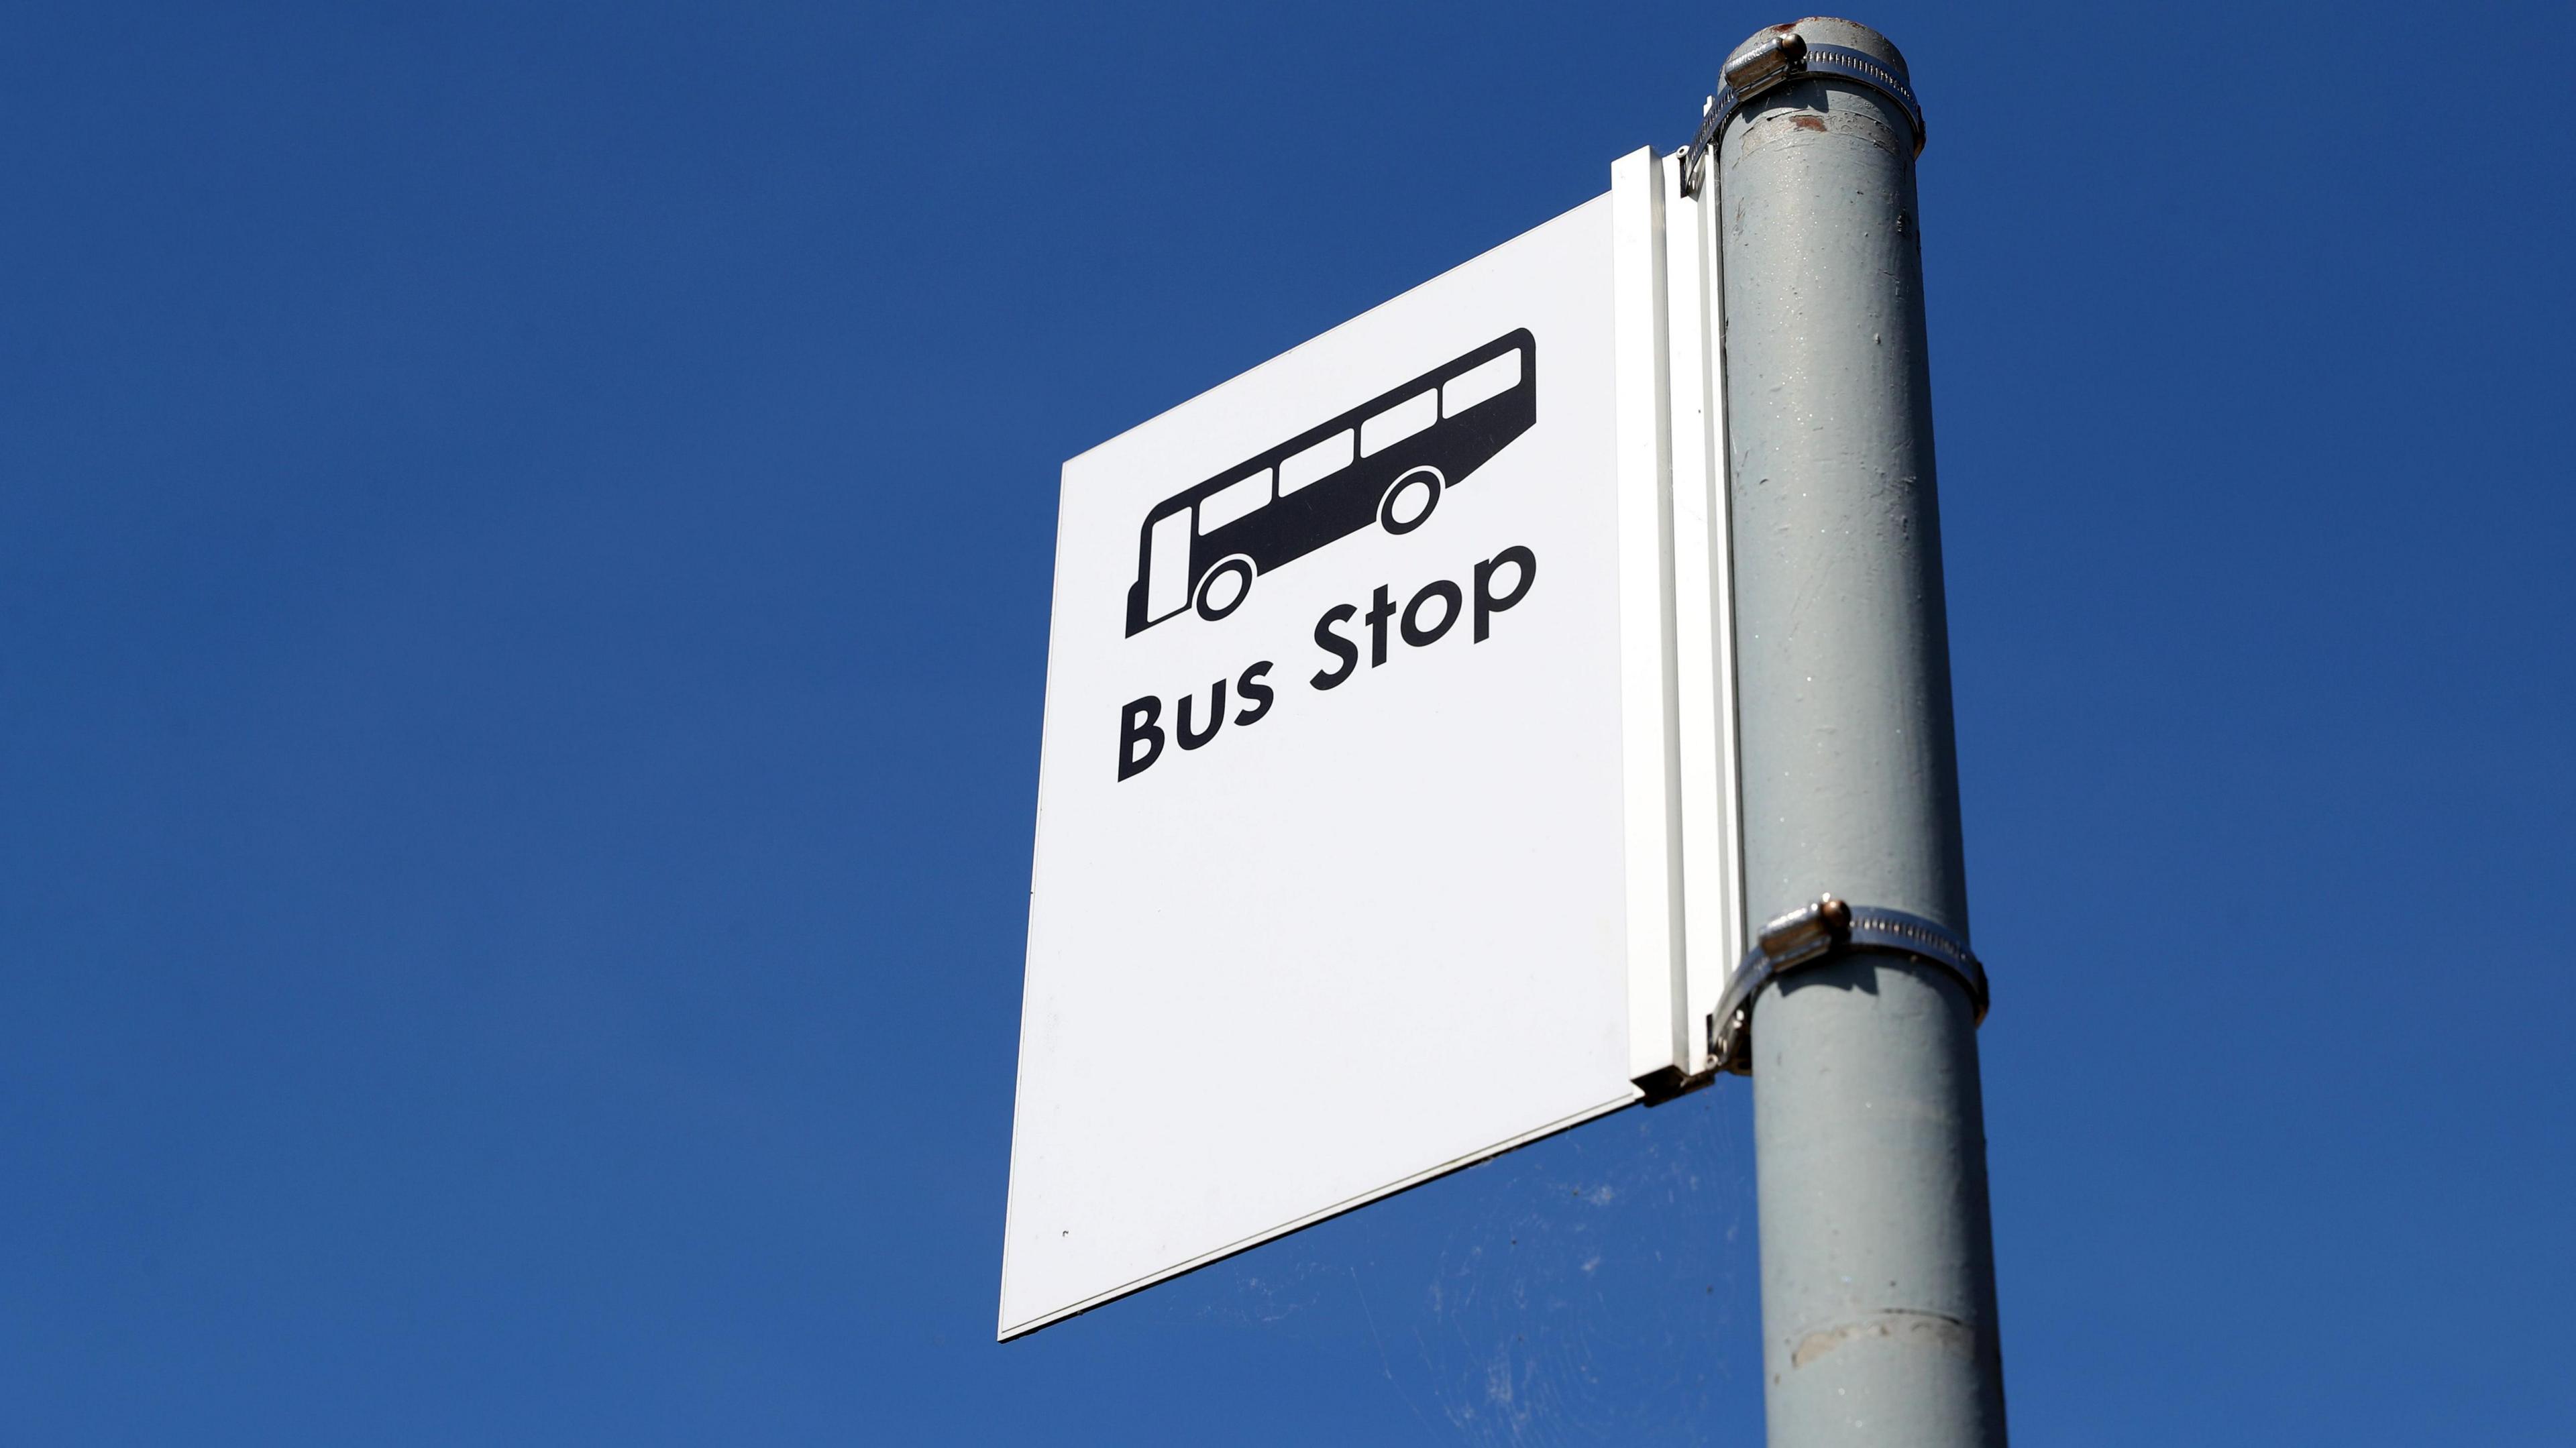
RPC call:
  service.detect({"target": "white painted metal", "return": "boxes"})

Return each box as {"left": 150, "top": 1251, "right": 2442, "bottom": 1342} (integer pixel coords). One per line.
{"left": 1002, "top": 161, "right": 1744, "bottom": 1341}
{"left": 1660, "top": 150, "right": 1746, "bottom": 1070}
{"left": 1610, "top": 148, "right": 1686, "bottom": 1087}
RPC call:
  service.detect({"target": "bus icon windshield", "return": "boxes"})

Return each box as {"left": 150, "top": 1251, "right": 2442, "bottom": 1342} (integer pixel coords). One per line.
{"left": 1125, "top": 329, "right": 1537, "bottom": 636}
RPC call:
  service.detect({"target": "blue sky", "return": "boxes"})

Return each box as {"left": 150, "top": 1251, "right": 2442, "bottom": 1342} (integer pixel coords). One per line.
{"left": 4, "top": 2, "right": 2571, "bottom": 1443}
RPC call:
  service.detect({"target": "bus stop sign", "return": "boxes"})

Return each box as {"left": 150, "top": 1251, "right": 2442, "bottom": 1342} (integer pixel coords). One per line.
{"left": 1001, "top": 153, "right": 1739, "bottom": 1339}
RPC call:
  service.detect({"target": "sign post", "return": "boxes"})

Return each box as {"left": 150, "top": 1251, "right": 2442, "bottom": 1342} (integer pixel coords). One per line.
{"left": 1706, "top": 19, "right": 2008, "bottom": 1445}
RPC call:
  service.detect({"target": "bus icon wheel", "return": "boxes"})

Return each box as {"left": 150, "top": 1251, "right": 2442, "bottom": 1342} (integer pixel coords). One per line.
{"left": 1379, "top": 467, "right": 1443, "bottom": 535}
{"left": 1194, "top": 555, "right": 1256, "bottom": 622}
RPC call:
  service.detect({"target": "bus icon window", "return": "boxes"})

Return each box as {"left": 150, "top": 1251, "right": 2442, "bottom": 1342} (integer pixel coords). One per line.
{"left": 1442, "top": 348, "right": 1522, "bottom": 417}
{"left": 1124, "top": 329, "right": 1537, "bottom": 637}
{"left": 1360, "top": 391, "right": 1437, "bottom": 457}
{"left": 1279, "top": 432, "right": 1353, "bottom": 496}
{"left": 1198, "top": 469, "right": 1273, "bottom": 531}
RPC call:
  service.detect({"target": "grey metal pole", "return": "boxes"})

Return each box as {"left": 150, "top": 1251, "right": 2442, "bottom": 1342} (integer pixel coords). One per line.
{"left": 1713, "top": 18, "right": 2007, "bottom": 1447}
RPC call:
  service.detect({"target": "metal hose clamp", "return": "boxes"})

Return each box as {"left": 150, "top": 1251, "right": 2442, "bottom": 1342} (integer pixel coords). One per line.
{"left": 1709, "top": 894, "right": 1988, "bottom": 1075}
{"left": 1681, "top": 32, "right": 1926, "bottom": 195}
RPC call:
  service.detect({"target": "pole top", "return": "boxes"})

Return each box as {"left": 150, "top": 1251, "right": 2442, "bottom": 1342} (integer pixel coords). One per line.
{"left": 1683, "top": 17, "right": 1923, "bottom": 194}
{"left": 1721, "top": 16, "right": 1909, "bottom": 83}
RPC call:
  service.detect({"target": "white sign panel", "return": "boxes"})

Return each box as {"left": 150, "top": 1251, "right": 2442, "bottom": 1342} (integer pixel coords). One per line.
{"left": 1000, "top": 152, "right": 1739, "bottom": 1340}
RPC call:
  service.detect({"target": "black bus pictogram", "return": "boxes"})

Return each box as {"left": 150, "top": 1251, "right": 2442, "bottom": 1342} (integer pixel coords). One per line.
{"left": 1124, "top": 329, "right": 1537, "bottom": 636}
